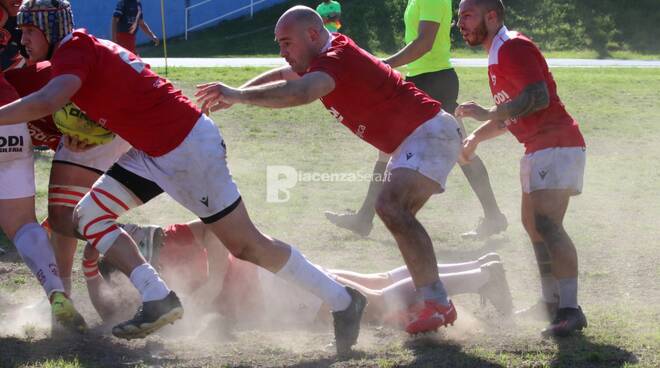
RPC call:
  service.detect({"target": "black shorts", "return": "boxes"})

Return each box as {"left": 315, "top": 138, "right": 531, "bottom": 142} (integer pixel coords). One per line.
{"left": 406, "top": 68, "right": 459, "bottom": 115}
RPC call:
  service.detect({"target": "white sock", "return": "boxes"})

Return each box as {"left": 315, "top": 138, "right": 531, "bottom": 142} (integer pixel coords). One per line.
{"left": 276, "top": 247, "right": 351, "bottom": 312}
{"left": 440, "top": 268, "right": 489, "bottom": 295}
{"left": 13, "top": 222, "right": 65, "bottom": 299}
{"left": 436, "top": 260, "right": 480, "bottom": 274}
{"left": 382, "top": 268, "right": 491, "bottom": 313}
{"left": 129, "top": 263, "right": 170, "bottom": 302}
{"left": 386, "top": 265, "right": 411, "bottom": 283}
{"left": 541, "top": 275, "right": 560, "bottom": 303}
{"left": 558, "top": 278, "right": 578, "bottom": 309}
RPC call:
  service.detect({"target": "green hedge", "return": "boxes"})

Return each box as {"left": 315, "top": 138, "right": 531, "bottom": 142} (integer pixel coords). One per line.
{"left": 151, "top": 0, "right": 660, "bottom": 57}
{"left": 343, "top": 0, "right": 660, "bottom": 56}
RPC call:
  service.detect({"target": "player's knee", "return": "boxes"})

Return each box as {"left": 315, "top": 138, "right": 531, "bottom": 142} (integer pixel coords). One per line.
{"left": 74, "top": 195, "right": 122, "bottom": 254}
{"left": 47, "top": 205, "right": 76, "bottom": 235}
{"left": 534, "top": 214, "right": 560, "bottom": 239}
{"left": 221, "top": 233, "right": 263, "bottom": 264}
{"left": 74, "top": 176, "right": 138, "bottom": 254}
{"left": 227, "top": 240, "right": 258, "bottom": 263}
{"left": 375, "top": 194, "right": 395, "bottom": 222}
{"left": 375, "top": 194, "right": 407, "bottom": 228}
{"left": 48, "top": 184, "right": 91, "bottom": 235}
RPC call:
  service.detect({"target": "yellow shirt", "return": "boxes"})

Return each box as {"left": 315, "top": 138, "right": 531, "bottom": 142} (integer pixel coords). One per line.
{"left": 404, "top": 0, "right": 453, "bottom": 76}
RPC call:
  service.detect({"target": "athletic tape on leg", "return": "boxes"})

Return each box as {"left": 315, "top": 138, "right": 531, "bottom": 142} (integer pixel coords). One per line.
{"left": 75, "top": 175, "right": 139, "bottom": 254}
{"left": 49, "top": 185, "right": 90, "bottom": 208}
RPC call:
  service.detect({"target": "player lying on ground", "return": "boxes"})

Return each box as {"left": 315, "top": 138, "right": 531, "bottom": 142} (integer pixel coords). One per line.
{"left": 196, "top": 5, "right": 462, "bottom": 335}
{"left": 0, "top": 0, "right": 365, "bottom": 355}
{"left": 82, "top": 220, "right": 514, "bottom": 330}
{"left": 456, "top": 0, "right": 587, "bottom": 337}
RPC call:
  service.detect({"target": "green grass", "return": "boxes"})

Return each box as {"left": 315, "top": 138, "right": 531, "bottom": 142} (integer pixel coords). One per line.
{"left": 17, "top": 359, "right": 82, "bottom": 368}
{"left": 1, "top": 67, "right": 659, "bottom": 367}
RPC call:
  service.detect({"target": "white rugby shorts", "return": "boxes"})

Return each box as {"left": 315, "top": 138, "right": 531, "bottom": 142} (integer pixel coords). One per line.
{"left": 0, "top": 123, "right": 35, "bottom": 199}
{"left": 54, "top": 135, "right": 131, "bottom": 173}
{"left": 112, "top": 114, "right": 241, "bottom": 222}
{"left": 520, "top": 146, "right": 586, "bottom": 195}
{"left": 387, "top": 110, "right": 462, "bottom": 192}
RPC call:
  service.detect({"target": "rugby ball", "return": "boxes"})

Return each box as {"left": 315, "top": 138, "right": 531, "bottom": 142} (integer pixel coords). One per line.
{"left": 52, "top": 103, "right": 115, "bottom": 145}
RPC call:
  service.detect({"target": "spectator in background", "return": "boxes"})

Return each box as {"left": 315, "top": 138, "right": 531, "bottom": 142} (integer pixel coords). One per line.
{"left": 112, "top": 0, "right": 159, "bottom": 54}
{"left": 316, "top": 0, "right": 341, "bottom": 32}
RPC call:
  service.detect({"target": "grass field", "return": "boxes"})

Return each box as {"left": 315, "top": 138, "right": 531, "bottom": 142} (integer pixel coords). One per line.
{"left": 1, "top": 66, "right": 659, "bottom": 367}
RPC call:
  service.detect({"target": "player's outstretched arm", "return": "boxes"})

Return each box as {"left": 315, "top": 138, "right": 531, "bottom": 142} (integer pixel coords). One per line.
{"left": 195, "top": 66, "right": 300, "bottom": 113}
{"left": 0, "top": 74, "right": 81, "bottom": 126}
{"left": 196, "top": 71, "right": 335, "bottom": 110}
{"left": 240, "top": 66, "right": 301, "bottom": 88}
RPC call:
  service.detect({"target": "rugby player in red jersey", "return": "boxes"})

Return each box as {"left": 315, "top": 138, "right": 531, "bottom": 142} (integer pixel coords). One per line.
{"left": 4, "top": 60, "right": 136, "bottom": 300}
{"left": 0, "top": 0, "right": 365, "bottom": 354}
{"left": 196, "top": 6, "right": 462, "bottom": 335}
{"left": 455, "top": 0, "right": 587, "bottom": 337}
{"left": 82, "top": 220, "right": 513, "bottom": 331}
{"left": 0, "top": 0, "right": 86, "bottom": 333}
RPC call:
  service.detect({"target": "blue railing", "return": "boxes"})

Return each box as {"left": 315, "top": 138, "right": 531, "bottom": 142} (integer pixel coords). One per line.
{"left": 68, "top": 0, "right": 285, "bottom": 44}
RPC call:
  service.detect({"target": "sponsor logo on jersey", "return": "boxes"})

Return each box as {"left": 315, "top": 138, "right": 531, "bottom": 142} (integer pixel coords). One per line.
{"left": 0, "top": 135, "right": 24, "bottom": 153}
{"left": 328, "top": 107, "right": 343, "bottom": 123}
{"left": 493, "top": 89, "right": 511, "bottom": 105}
{"left": 27, "top": 122, "right": 60, "bottom": 148}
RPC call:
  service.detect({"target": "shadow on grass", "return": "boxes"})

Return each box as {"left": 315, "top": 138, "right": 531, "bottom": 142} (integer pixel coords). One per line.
{"left": 550, "top": 333, "right": 638, "bottom": 368}
{"left": 0, "top": 332, "right": 185, "bottom": 368}
{"left": 403, "top": 338, "right": 503, "bottom": 368}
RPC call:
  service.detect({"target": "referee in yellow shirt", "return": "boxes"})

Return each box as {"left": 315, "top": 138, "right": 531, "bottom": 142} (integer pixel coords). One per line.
{"left": 326, "top": 0, "right": 507, "bottom": 240}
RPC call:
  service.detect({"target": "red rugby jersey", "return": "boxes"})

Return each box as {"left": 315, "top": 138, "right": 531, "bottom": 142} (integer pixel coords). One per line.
{"left": 302, "top": 34, "right": 441, "bottom": 154}
{"left": 487, "top": 26, "right": 585, "bottom": 153}
{"left": 50, "top": 30, "right": 201, "bottom": 157}
{"left": 4, "top": 61, "right": 61, "bottom": 150}
{"left": 0, "top": 72, "right": 19, "bottom": 105}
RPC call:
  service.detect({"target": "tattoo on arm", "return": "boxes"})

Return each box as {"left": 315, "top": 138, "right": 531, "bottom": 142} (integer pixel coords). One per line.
{"left": 499, "top": 81, "right": 550, "bottom": 119}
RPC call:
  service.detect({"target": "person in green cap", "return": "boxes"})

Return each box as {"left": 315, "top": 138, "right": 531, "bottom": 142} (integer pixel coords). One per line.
{"left": 316, "top": 0, "right": 341, "bottom": 32}
{"left": 325, "top": 0, "right": 507, "bottom": 240}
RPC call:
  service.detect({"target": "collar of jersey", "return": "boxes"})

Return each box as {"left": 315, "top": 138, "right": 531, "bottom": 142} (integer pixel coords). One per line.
{"left": 320, "top": 32, "right": 334, "bottom": 53}
{"left": 488, "top": 25, "right": 510, "bottom": 65}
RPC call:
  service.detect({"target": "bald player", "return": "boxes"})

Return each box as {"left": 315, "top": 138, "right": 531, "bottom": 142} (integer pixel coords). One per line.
{"left": 1, "top": 0, "right": 366, "bottom": 355}
{"left": 456, "top": 0, "right": 587, "bottom": 337}
{"left": 196, "top": 6, "right": 463, "bottom": 335}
